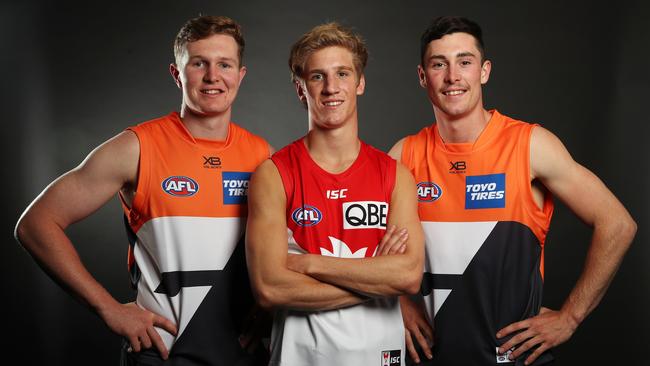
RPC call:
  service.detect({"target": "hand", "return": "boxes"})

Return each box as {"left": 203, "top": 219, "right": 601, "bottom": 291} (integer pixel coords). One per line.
{"left": 496, "top": 307, "right": 577, "bottom": 365}
{"left": 239, "top": 304, "right": 272, "bottom": 355}
{"left": 400, "top": 296, "right": 433, "bottom": 363}
{"left": 101, "top": 302, "right": 178, "bottom": 359}
{"left": 376, "top": 225, "right": 408, "bottom": 256}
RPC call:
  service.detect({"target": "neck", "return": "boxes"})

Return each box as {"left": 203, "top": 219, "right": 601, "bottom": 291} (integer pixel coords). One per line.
{"left": 304, "top": 120, "right": 360, "bottom": 174}
{"left": 179, "top": 105, "right": 231, "bottom": 140}
{"left": 433, "top": 106, "right": 492, "bottom": 144}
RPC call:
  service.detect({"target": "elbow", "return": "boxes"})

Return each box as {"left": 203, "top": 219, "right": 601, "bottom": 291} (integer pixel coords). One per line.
{"left": 621, "top": 217, "right": 637, "bottom": 247}
{"left": 14, "top": 214, "right": 31, "bottom": 247}
{"left": 252, "top": 284, "right": 282, "bottom": 311}
{"left": 402, "top": 271, "right": 423, "bottom": 295}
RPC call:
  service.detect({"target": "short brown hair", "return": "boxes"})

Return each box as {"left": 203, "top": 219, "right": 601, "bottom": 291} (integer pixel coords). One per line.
{"left": 174, "top": 15, "right": 245, "bottom": 65}
{"left": 289, "top": 22, "right": 368, "bottom": 82}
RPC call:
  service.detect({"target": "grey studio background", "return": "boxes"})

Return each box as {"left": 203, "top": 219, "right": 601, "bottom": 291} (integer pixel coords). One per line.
{"left": 2, "top": 0, "right": 648, "bottom": 365}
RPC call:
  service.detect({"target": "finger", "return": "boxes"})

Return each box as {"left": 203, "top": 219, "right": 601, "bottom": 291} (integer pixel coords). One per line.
{"left": 388, "top": 232, "right": 408, "bottom": 255}
{"left": 404, "top": 329, "right": 420, "bottom": 364}
{"left": 153, "top": 314, "right": 178, "bottom": 336}
{"left": 412, "top": 327, "right": 432, "bottom": 359}
{"left": 497, "top": 319, "right": 529, "bottom": 339}
{"left": 382, "top": 228, "right": 407, "bottom": 255}
{"left": 499, "top": 329, "right": 534, "bottom": 354}
{"left": 377, "top": 225, "right": 397, "bottom": 255}
{"left": 524, "top": 343, "right": 550, "bottom": 365}
{"left": 148, "top": 326, "right": 170, "bottom": 360}
{"left": 418, "top": 322, "right": 434, "bottom": 347}
{"left": 510, "top": 335, "right": 542, "bottom": 359}
{"left": 129, "top": 336, "right": 141, "bottom": 353}
{"left": 397, "top": 243, "right": 407, "bottom": 254}
{"left": 139, "top": 334, "right": 153, "bottom": 350}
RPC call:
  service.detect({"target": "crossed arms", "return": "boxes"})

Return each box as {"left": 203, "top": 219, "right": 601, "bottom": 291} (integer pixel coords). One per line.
{"left": 245, "top": 159, "right": 424, "bottom": 311}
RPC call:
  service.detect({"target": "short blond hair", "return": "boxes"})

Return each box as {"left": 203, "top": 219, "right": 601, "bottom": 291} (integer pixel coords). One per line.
{"left": 288, "top": 22, "right": 368, "bottom": 82}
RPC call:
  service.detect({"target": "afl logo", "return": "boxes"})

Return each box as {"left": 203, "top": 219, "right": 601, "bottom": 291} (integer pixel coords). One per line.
{"left": 292, "top": 205, "right": 322, "bottom": 227}
{"left": 417, "top": 182, "right": 442, "bottom": 202}
{"left": 162, "top": 176, "right": 199, "bottom": 197}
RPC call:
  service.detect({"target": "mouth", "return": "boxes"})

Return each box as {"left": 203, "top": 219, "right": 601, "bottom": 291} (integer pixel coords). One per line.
{"left": 442, "top": 89, "right": 466, "bottom": 96}
{"left": 322, "top": 100, "right": 343, "bottom": 108}
{"left": 201, "top": 88, "right": 225, "bottom": 95}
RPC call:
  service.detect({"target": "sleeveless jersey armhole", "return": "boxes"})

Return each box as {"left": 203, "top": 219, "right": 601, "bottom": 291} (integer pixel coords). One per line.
{"left": 124, "top": 126, "right": 150, "bottom": 231}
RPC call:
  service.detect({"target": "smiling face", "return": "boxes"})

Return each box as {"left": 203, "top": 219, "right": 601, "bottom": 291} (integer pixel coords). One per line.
{"left": 297, "top": 46, "right": 365, "bottom": 130}
{"left": 170, "top": 33, "right": 246, "bottom": 118}
{"left": 418, "top": 32, "right": 491, "bottom": 120}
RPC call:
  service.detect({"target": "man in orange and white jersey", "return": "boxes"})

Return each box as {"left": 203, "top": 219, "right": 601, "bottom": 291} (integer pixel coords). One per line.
{"left": 246, "top": 23, "right": 424, "bottom": 366}
{"left": 389, "top": 16, "right": 637, "bottom": 366}
{"left": 15, "top": 16, "right": 271, "bottom": 365}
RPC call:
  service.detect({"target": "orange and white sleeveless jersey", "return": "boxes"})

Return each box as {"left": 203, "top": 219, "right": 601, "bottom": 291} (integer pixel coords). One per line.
{"left": 401, "top": 110, "right": 554, "bottom": 365}
{"left": 121, "top": 112, "right": 270, "bottom": 365}
{"left": 269, "top": 139, "right": 405, "bottom": 366}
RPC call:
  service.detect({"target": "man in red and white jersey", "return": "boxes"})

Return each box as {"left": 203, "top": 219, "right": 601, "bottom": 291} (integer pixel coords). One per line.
{"left": 389, "top": 16, "right": 637, "bottom": 366}
{"left": 246, "top": 23, "right": 424, "bottom": 365}
{"left": 15, "top": 16, "right": 271, "bottom": 365}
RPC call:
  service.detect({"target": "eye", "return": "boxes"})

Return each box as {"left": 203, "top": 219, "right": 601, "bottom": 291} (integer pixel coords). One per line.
{"left": 460, "top": 60, "right": 472, "bottom": 66}
{"left": 337, "top": 71, "right": 349, "bottom": 78}
{"left": 193, "top": 60, "right": 206, "bottom": 67}
{"left": 219, "top": 62, "right": 233, "bottom": 69}
{"left": 431, "top": 62, "right": 446, "bottom": 70}
{"left": 310, "top": 73, "right": 323, "bottom": 81}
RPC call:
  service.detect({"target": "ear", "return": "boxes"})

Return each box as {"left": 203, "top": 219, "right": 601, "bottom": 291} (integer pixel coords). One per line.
{"left": 295, "top": 80, "right": 307, "bottom": 103}
{"left": 480, "top": 59, "right": 491, "bottom": 85}
{"left": 356, "top": 74, "right": 366, "bottom": 95}
{"left": 417, "top": 64, "right": 427, "bottom": 88}
{"left": 238, "top": 65, "right": 247, "bottom": 83}
{"left": 169, "top": 63, "right": 181, "bottom": 89}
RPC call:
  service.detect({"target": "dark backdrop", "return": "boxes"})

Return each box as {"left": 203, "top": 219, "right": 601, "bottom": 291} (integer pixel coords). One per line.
{"left": 3, "top": 1, "right": 648, "bottom": 364}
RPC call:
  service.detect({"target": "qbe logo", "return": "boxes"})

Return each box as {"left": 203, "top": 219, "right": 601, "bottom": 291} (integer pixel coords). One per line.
{"left": 162, "top": 176, "right": 199, "bottom": 197}
{"left": 417, "top": 182, "right": 442, "bottom": 202}
{"left": 222, "top": 171, "right": 251, "bottom": 204}
{"left": 343, "top": 201, "right": 388, "bottom": 229}
{"left": 381, "top": 350, "right": 401, "bottom": 366}
{"left": 292, "top": 205, "right": 322, "bottom": 227}
{"left": 465, "top": 173, "right": 506, "bottom": 209}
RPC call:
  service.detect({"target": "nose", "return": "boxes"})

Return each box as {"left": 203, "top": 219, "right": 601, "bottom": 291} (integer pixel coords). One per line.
{"left": 445, "top": 63, "right": 461, "bottom": 84}
{"left": 203, "top": 64, "right": 221, "bottom": 83}
{"left": 322, "top": 75, "right": 340, "bottom": 95}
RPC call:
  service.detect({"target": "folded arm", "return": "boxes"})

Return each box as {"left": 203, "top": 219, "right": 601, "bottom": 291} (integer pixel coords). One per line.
{"left": 245, "top": 160, "right": 369, "bottom": 311}
{"left": 285, "top": 163, "right": 424, "bottom": 297}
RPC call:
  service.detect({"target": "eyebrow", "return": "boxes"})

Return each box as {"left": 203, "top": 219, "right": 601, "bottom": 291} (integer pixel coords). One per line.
{"left": 308, "top": 65, "right": 355, "bottom": 74}
{"left": 428, "top": 51, "right": 477, "bottom": 61}
{"left": 188, "top": 55, "right": 238, "bottom": 63}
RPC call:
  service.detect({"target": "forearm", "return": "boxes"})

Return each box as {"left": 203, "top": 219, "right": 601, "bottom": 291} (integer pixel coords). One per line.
{"left": 298, "top": 254, "right": 422, "bottom": 297}
{"left": 561, "top": 216, "right": 636, "bottom": 324}
{"left": 254, "top": 268, "right": 368, "bottom": 311}
{"left": 16, "top": 214, "right": 120, "bottom": 316}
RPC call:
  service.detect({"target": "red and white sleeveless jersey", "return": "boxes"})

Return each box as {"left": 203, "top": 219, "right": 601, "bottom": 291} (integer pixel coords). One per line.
{"left": 269, "top": 138, "right": 405, "bottom": 366}
{"left": 121, "top": 112, "right": 270, "bottom": 365}
{"left": 401, "top": 110, "right": 554, "bottom": 365}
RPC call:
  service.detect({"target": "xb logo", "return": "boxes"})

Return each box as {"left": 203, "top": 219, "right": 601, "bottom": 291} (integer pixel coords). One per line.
{"left": 203, "top": 156, "right": 222, "bottom": 168}
{"left": 449, "top": 161, "right": 466, "bottom": 171}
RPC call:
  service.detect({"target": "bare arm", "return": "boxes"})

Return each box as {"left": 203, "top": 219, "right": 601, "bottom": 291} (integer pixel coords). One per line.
{"left": 14, "top": 131, "right": 176, "bottom": 358}
{"left": 286, "top": 163, "right": 425, "bottom": 297}
{"left": 245, "top": 160, "right": 369, "bottom": 311}
{"left": 497, "top": 126, "right": 637, "bottom": 364}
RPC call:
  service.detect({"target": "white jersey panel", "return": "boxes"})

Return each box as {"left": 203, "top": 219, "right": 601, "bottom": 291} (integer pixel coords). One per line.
{"left": 133, "top": 216, "right": 244, "bottom": 349}
{"left": 421, "top": 221, "right": 497, "bottom": 318}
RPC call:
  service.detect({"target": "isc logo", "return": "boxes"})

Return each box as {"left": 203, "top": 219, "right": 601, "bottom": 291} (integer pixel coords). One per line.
{"left": 292, "top": 205, "right": 322, "bottom": 227}
{"left": 343, "top": 201, "right": 388, "bottom": 229}
{"left": 417, "top": 182, "right": 442, "bottom": 202}
{"left": 161, "top": 176, "right": 199, "bottom": 196}
{"left": 381, "top": 350, "right": 401, "bottom": 366}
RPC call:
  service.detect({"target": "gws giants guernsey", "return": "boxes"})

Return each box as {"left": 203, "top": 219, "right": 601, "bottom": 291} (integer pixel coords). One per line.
{"left": 402, "top": 110, "right": 554, "bottom": 365}
{"left": 121, "top": 112, "right": 270, "bottom": 365}
{"left": 270, "top": 139, "right": 405, "bottom": 366}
